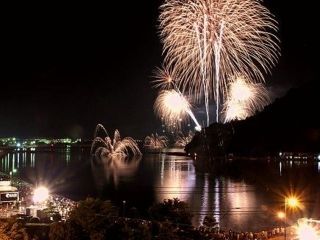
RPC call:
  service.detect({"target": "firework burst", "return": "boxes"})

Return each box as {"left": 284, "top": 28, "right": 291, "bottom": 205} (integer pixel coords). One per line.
{"left": 144, "top": 133, "right": 168, "bottom": 150}
{"left": 223, "top": 75, "right": 271, "bottom": 122}
{"left": 153, "top": 65, "right": 177, "bottom": 90}
{"left": 153, "top": 66, "right": 202, "bottom": 131}
{"left": 91, "top": 125, "right": 141, "bottom": 158}
{"left": 159, "top": 0, "right": 280, "bottom": 124}
{"left": 154, "top": 89, "right": 191, "bottom": 131}
{"left": 294, "top": 219, "right": 320, "bottom": 240}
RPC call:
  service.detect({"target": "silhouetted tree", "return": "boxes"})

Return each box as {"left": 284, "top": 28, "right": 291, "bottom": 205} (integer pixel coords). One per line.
{"left": 65, "top": 220, "right": 88, "bottom": 240}
{"left": 202, "top": 216, "right": 219, "bottom": 230}
{"left": 49, "top": 222, "right": 67, "bottom": 240}
{"left": 157, "top": 221, "right": 179, "bottom": 240}
{"left": 149, "top": 198, "right": 192, "bottom": 225}
{"left": 67, "top": 198, "right": 117, "bottom": 239}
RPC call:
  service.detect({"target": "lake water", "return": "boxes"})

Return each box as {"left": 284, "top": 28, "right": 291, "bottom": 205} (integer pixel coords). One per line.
{"left": 1, "top": 148, "right": 319, "bottom": 232}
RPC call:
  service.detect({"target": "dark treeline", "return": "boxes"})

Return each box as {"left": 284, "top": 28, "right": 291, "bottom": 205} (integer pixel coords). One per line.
{"left": 186, "top": 79, "right": 320, "bottom": 157}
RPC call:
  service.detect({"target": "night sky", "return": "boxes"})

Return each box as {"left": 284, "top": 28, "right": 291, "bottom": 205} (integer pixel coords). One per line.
{"left": 1, "top": 0, "right": 318, "bottom": 139}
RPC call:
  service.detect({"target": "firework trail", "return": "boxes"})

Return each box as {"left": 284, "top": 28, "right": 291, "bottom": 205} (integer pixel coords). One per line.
{"left": 223, "top": 75, "right": 271, "bottom": 122}
{"left": 94, "top": 123, "right": 109, "bottom": 138}
{"left": 159, "top": 0, "right": 280, "bottom": 124}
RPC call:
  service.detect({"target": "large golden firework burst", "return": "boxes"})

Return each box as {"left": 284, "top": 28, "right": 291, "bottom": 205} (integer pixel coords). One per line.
{"left": 159, "top": 0, "right": 280, "bottom": 123}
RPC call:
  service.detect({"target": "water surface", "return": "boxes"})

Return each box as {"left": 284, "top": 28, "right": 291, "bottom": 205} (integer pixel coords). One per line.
{"left": 1, "top": 148, "right": 319, "bottom": 231}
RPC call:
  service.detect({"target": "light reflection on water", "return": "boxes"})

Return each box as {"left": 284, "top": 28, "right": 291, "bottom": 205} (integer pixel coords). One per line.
{"left": 200, "top": 174, "right": 209, "bottom": 225}
{"left": 1, "top": 151, "right": 71, "bottom": 172}
{"left": 1, "top": 150, "right": 320, "bottom": 232}
{"left": 214, "top": 178, "right": 220, "bottom": 225}
{"left": 155, "top": 154, "right": 196, "bottom": 202}
{"left": 91, "top": 154, "right": 142, "bottom": 188}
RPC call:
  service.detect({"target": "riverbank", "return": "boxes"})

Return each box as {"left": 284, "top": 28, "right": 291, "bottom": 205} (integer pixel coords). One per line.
{"left": 0, "top": 216, "right": 288, "bottom": 240}
{"left": 0, "top": 179, "right": 305, "bottom": 240}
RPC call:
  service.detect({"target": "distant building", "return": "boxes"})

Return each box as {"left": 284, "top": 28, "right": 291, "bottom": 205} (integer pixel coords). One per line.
{"left": 278, "top": 152, "right": 319, "bottom": 161}
{"left": 0, "top": 137, "right": 81, "bottom": 148}
{"left": 0, "top": 176, "right": 19, "bottom": 204}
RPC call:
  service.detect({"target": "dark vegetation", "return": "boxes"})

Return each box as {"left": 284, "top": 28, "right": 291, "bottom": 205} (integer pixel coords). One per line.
{"left": 186, "top": 80, "right": 320, "bottom": 157}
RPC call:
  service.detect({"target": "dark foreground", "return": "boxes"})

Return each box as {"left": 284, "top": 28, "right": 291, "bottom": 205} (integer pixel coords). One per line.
{"left": 0, "top": 198, "right": 287, "bottom": 240}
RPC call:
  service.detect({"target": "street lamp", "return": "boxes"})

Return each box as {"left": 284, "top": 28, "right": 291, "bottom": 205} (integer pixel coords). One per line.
{"left": 284, "top": 196, "right": 300, "bottom": 240}
{"left": 287, "top": 197, "right": 299, "bottom": 208}
{"left": 277, "top": 211, "right": 286, "bottom": 220}
{"left": 277, "top": 211, "right": 286, "bottom": 236}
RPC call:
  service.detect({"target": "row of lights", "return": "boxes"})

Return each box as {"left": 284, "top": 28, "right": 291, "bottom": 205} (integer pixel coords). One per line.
{"left": 279, "top": 152, "right": 320, "bottom": 161}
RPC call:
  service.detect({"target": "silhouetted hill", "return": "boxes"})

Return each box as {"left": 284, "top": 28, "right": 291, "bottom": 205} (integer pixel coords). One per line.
{"left": 186, "top": 79, "right": 320, "bottom": 156}
{"left": 229, "top": 79, "right": 320, "bottom": 154}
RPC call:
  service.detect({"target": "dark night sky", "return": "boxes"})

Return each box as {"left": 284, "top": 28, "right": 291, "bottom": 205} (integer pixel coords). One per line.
{"left": 0, "top": 1, "right": 318, "bottom": 139}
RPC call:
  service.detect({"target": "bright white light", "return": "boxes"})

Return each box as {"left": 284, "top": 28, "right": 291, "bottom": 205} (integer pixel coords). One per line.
{"left": 33, "top": 186, "right": 49, "bottom": 203}
{"left": 317, "top": 154, "right": 320, "bottom": 161}
{"left": 195, "top": 126, "right": 202, "bottom": 132}
{"left": 162, "top": 90, "right": 189, "bottom": 115}
{"left": 296, "top": 222, "right": 319, "bottom": 240}
{"left": 16, "top": 143, "right": 21, "bottom": 147}
{"left": 287, "top": 197, "right": 299, "bottom": 208}
{"left": 229, "top": 77, "right": 253, "bottom": 102}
